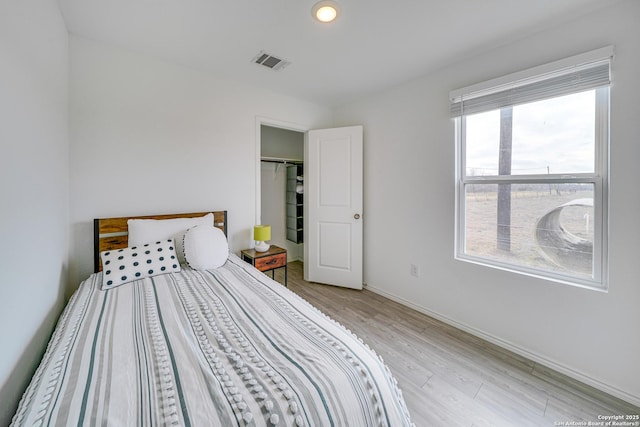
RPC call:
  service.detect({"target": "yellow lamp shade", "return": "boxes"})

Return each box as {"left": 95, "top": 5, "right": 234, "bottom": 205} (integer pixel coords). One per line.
{"left": 253, "top": 225, "right": 271, "bottom": 242}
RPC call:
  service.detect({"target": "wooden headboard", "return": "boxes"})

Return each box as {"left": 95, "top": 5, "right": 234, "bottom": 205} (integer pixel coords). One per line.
{"left": 93, "top": 210, "right": 227, "bottom": 272}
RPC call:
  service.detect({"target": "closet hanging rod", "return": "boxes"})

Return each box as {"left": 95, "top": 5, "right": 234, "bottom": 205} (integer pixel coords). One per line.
{"left": 260, "top": 156, "right": 303, "bottom": 165}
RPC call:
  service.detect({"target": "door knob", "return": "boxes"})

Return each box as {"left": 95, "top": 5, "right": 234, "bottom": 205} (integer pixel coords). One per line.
{"left": 354, "top": 213, "right": 361, "bottom": 220}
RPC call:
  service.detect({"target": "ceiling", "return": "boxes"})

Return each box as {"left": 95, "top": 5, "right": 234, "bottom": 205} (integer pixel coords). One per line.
{"left": 58, "top": 0, "right": 622, "bottom": 107}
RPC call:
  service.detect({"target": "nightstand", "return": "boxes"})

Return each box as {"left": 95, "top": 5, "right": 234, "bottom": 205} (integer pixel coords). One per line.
{"left": 241, "top": 245, "right": 287, "bottom": 286}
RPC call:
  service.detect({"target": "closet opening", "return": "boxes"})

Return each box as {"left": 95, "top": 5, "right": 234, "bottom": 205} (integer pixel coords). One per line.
{"left": 259, "top": 124, "right": 305, "bottom": 262}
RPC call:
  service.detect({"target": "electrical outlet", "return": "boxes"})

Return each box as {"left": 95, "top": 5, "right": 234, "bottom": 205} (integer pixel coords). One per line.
{"left": 410, "top": 264, "right": 420, "bottom": 278}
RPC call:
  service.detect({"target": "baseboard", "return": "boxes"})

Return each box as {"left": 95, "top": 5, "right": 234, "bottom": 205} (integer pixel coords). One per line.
{"left": 365, "top": 284, "right": 640, "bottom": 408}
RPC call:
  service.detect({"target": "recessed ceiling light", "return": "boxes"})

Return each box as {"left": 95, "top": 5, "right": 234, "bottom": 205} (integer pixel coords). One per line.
{"left": 312, "top": 0, "right": 340, "bottom": 23}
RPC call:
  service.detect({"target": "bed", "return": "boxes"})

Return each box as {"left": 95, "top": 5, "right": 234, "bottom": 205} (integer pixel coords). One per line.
{"left": 11, "top": 211, "right": 413, "bottom": 426}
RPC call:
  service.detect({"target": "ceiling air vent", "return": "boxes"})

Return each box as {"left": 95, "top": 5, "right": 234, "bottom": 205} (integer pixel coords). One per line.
{"left": 252, "top": 51, "right": 290, "bottom": 71}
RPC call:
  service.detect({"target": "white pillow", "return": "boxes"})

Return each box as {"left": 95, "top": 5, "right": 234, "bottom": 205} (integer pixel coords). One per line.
{"left": 100, "top": 239, "right": 181, "bottom": 290}
{"left": 183, "top": 224, "right": 229, "bottom": 270}
{"left": 127, "top": 213, "right": 213, "bottom": 263}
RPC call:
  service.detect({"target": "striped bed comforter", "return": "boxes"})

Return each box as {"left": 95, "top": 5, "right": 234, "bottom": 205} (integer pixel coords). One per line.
{"left": 12, "top": 254, "right": 413, "bottom": 426}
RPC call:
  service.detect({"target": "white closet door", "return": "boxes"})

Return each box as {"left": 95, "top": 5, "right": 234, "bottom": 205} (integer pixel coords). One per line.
{"left": 305, "top": 125, "right": 363, "bottom": 289}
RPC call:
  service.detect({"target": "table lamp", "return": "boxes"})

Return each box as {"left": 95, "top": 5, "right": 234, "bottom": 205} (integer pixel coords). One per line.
{"left": 253, "top": 225, "right": 271, "bottom": 252}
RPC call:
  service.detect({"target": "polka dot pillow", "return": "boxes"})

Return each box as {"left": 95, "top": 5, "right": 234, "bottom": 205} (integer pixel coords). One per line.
{"left": 100, "top": 239, "right": 181, "bottom": 290}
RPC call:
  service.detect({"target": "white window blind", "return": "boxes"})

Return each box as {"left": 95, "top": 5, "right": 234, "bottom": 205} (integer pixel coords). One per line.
{"left": 450, "top": 47, "right": 613, "bottom": 117}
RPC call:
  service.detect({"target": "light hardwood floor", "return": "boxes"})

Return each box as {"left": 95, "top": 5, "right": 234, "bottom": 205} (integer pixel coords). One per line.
{"left": 273, "top": 262, "right": 639, "bottom": 426}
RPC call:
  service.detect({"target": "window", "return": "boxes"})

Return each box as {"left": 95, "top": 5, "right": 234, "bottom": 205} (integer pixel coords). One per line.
{"left": 451, "top": 47, "right": 612, "bottom": 289}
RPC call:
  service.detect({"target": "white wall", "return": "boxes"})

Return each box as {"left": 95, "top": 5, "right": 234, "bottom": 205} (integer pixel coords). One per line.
{"left": 334, "top": 0, "right": 640, "bottom": 405}
{"left": 69, "top": 36, "right": 332, "bottom": 286}
{"left": 0, "top": 1, "right": 69, "bottom": 424}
